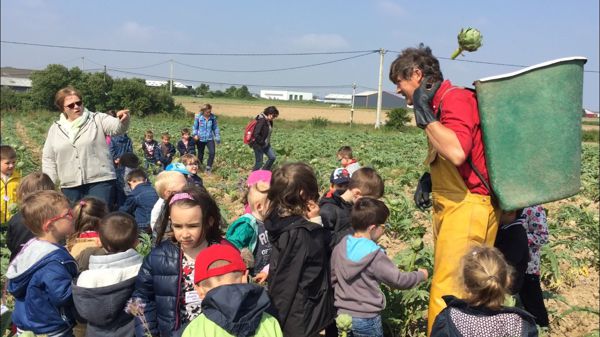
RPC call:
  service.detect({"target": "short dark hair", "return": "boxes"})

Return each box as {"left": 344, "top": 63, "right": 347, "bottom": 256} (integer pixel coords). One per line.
{"left": 120, "top": 153, "right": 140, "bottom": 168}
{"left": 181, "top": 127, "right": 191, "bottom": 134}
{"left": 0, "top": 145, "right": 16, "bottom": 160}
{"left": 351, "top": 197, "right": 390, "bottom": 231}
{"left": 263, "top": 106, "right": 279, "bottom": 117}
{"left": 348, "top": 167, "right": 384, "bottom": 199}
{"left": 161, "top": 132, "right": 170, "bottom": 139}
{"left": 99, "top": 212, "right": 138, "bottom": 253}
{"left": 337, "top": 146, "right": 353, "bottom": 159}
{"left": 126, "top": 168, "right": 147, "bottom": 182}
{"left": 389, "top": 43, "right": 444, "bottom": 85}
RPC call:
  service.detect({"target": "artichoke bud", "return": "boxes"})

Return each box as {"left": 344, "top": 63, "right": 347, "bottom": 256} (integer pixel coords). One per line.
{"left": 451, "top": 27, "right": 483, "bottom": 59}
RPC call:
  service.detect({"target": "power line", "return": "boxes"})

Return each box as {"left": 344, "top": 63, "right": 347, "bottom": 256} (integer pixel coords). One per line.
{"left": 387, "top": 50, "right": 599, "bottom": 73}
{"left": 106, "top": 68, "right": 352, "bottom": 89}
{"left": 173, "top": 51, "right": 377, "bottom": 73}
{"left": 85, "top": 57, "right": 171, "bottom": 70}
{"left": 1, "top": 40, "right": 376, "bottom": 56}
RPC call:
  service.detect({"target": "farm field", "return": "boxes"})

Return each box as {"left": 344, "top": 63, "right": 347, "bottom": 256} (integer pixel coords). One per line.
{"left": 1, "top": 110, "right": 599, "bottom": 336}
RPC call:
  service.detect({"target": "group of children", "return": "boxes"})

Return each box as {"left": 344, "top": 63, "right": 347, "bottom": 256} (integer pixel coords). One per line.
{"left": 1, "top": 137, "right": 550, "bottom": 337}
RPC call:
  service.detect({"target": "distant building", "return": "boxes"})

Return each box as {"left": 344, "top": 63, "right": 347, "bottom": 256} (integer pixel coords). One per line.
{"left": 583, "top": 108, "right": 599, "bottom": 118}
{"left": 323, "top": 93, "right": 352, "bottom": 105}
{"left": 260, "top": 90, "right": 313, "bottom": 101}
{"left": 145, "top": 80, "right": 191, "bottom": 89}
{"left": 1, "top": 67, "right": 34, "bottom": 92}
{"left": 354, "top": 91, "right": 406, "bottom": 109}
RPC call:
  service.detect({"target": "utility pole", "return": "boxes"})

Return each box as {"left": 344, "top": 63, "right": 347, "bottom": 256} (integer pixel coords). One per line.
{"left": 81, "top": 56, "right": 85, "bottom": 71}
{"left": 375, "top": 48, "right": 386, "bottom": 128}
{"left": 103, "top": 65, "right": 107, "bottom": 83}
{"left": 169, "top": 59, "right": 174, "bottom": 94}
{"left": 350, "top": 82, "right": 356, "bottom": 126}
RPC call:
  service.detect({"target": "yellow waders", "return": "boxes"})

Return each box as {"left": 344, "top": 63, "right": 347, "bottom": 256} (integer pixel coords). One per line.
{"left": 425, "top": 147, "right": 500, "bottom": 335}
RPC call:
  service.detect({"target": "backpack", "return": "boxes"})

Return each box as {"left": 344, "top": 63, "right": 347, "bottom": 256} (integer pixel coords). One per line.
{"left": 243, "top": 119, "right": 258, "bottom": 145}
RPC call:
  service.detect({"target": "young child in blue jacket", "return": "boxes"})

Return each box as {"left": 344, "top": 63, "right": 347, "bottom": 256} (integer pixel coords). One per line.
{"left": 119, "top": 168, "right": 159, "bottom": 232}
{"left": 6, "top": 190, "right": 78, "bottom": 336}
{"left": 157, "top": 132, "right": 176, "bottom": 170}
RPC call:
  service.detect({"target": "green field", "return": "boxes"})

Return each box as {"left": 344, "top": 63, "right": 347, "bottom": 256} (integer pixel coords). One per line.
{"left": 1, "top": 110, "right": 599, "bottom": 336}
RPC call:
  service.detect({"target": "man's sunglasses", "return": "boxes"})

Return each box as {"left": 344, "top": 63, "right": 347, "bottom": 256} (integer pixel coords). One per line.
{"left": 65, "top": 101, "right": 82, "bottom": 109}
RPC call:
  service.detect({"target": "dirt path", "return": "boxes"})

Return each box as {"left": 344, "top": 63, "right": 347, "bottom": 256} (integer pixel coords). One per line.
{"left": 16, "top": 120, "right": 42, "bottom": 163}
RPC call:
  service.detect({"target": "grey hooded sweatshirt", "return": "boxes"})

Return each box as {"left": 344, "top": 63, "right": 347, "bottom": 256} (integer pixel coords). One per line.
{"left": 331, "top": 235, "right": 426, "bottom": 318}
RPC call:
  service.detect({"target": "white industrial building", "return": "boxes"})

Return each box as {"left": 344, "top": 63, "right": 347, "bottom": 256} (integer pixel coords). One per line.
{"left": 260, "top": 90, "right": 313, "bottom": 101}
{"left": 323, "top": 93, "right": 352, "bottom": 105}
{"left": 145, "top": 80, "right": 191, "bottom": 89}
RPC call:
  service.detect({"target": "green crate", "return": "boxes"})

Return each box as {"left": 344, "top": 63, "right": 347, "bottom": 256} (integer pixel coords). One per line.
{"left": 474, "top": 57, "right": 587, "bottom": 210}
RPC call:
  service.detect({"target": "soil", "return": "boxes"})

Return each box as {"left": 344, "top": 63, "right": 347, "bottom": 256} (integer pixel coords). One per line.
{"left": 15, "top": 120, "right": 42, "bottom": 161}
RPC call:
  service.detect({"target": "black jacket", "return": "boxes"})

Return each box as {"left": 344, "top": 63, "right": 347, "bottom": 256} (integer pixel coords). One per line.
{"left": 431, "top": 295, "right": 538, "bottom": 337}
{"left": 265, "top": 214, "right": 335, "bottom": 337}
{"left": 202, "top": 283, "right": 278, "bottom": 337}
{"left": 252, "top": 114, "right": 273, "bottom": 147}
{"left": 176, "top": 139, "right": 196, "bottom": 156}
{"left": 319, "top": 190, "right": 353, "bottom": 249}
{"left": 495, "top": 221, "right": 529, "bottom": 294}
{"left": 6, "top": 212, "right": 34, "bottom": 262}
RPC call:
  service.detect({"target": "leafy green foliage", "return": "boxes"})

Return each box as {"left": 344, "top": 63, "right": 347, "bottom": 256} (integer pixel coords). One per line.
{"left": 310, "top": 116, "right": 330, "bottom": 128}
{"left": 385, "top": 108, "right": 411, "bottom": 130}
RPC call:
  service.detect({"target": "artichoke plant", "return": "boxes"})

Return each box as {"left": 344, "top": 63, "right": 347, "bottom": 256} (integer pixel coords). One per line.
{"left": 451, "top": 27, "right": 483, "bottom": 59}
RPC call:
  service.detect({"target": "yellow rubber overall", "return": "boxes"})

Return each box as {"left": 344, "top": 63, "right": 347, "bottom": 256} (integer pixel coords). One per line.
{"left": 425, "top": 146, "right": 500, "bottom": 335}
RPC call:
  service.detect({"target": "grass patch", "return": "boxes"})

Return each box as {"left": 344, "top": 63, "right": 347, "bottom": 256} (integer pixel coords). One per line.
{"left": 582, "top": 130, "right": 599, "bottom": 143}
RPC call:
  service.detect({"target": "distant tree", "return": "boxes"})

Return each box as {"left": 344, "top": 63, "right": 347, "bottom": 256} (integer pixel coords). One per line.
{"left": 195, "top": 84, "right": 210, "bottom": 96}
{"left": 29, "top": 64, "right": 72, "bottom": 110}
{"left": 235, "top": 85, "right": 253, "bottom": 99}
{"left": 385, "top": 107, "right": 411, "bottom": 130}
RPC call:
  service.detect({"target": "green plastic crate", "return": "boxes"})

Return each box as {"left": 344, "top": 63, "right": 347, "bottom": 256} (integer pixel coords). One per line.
{"left": 474, "top": 57, "right": 587, "bottom": 210}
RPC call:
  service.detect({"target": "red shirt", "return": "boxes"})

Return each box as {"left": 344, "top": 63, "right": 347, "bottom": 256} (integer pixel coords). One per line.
{"left": 431, "top": 80, "right": 490, "bottom": 196}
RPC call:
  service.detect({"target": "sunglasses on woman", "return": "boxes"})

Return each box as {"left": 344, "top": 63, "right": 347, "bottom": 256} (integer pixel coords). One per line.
{"left": 64, "top": 101, "right": 83, "bottom": 109}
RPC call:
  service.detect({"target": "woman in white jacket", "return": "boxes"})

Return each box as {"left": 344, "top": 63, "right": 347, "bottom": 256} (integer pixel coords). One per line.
{"left": 42, "top": 87, "right": 130, "bottom": 207}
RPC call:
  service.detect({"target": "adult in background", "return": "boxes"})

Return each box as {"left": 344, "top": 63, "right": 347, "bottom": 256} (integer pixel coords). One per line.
{"left": 389, "top": 44, "right": 500, "bottom": 334}
{"left": 42, "top": 87, "right": 130, "bottom": 208}
{"left": 192, "top": 103, "right": 221, "bottom": 174}
{"left": 251, "top": 106, "right": 279, "bottom": 171}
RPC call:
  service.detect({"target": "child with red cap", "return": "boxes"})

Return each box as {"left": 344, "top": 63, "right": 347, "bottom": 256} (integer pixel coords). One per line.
{"left": 182, "top": 243, "right": 282, "bottom": 337}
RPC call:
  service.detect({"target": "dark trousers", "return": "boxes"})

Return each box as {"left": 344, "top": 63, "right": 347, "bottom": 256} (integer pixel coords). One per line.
{"left": 252, "top": 144, "right": 276, "bottom": 171}
{"left": 519, "top": 274, "right": 549, "bottom": 327}
{"left": 62, "top": 180, "right": 116, "bottom": 210}
{"left": 197, "top": 140, "right": 216, "bottom": 169}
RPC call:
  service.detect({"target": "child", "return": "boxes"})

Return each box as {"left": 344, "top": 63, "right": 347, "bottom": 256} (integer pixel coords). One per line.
{"left": 193, "top": 103, "right": 221, "bottom": 173}
{"left": 109, "top": 131, "right": 134, "bottom": 166}
{"left": 177, "top": 128, "right": 196, "bottom": 156}
{"left": 181, "top": 154, "right": 204, "bottom": 187}
{"left": 67, "top": 197, "right": 108, "bottom": 269}
{"left": 320, "top": 167, "right": 384, "bottom": 248}
{"left": 132, "top": 185, "right": 228, "bottom": 336}
{"left": 322, "top": 167, "right": 351, "bottom": 200}
{"left": 6, "top": 190, "right": 78, "bottom": 336}
{"left": 149, "top": 170, "right": 188, "bottom": 232}
{"left": 158, "top": 132, "right": 176, "bottom": 170}
{"left": 115, "top": 152, "right": 141, "bottom": 209}
{"left": 73, "top": 212, "right": 143, "bottom": 337}
{"left": 518, "top": 205, "right": 550, "bottom": 327}
{"left": 331, "top": 197, "right": 428, "bottom": 337}
{"left": 265, "top": 162, "right": 335, "bottom": 337}
{"left": 226, "top": 177, "right": 271, "bottom": 279}
{"left": 6, "top": 171, "right": 55, "bottom": 261}
{"left": 119, "top": 168, "right": 159, "bottom": 233}
{"left": 1, "top": 145, "right": 20, "bottom": 223}
{"left": 337, "top": 146, "right": 361, "bottom": 176}
{"left": 141, "top": 130, "right": 160, "bottom": 172}
{"left": 431, "top": 246, "right": 538, "bottom": 337}
{"left": 182, "top": 243, "right": 283, "bottom": 337}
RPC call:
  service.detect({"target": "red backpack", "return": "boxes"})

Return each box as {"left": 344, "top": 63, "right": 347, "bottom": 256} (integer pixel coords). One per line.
{"left": 243, "top": 119, "right": 258, "bottom": 145}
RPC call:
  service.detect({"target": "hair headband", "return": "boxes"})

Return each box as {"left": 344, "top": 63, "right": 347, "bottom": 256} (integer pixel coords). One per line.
{"left": 170, "top": 192, "right": 194, "bottom": 206}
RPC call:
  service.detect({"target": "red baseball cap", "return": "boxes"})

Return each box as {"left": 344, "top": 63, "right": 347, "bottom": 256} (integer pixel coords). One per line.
{"left": 194, "top": 244, "right": 246, "bottom": 284}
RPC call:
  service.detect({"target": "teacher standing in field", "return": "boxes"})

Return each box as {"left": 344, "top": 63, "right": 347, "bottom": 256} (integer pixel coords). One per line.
{"left": 389, "top": 44, "right": 500, "bottom": 335}
{"left": 42, "top": 87, "right": 130, "bottom": 207}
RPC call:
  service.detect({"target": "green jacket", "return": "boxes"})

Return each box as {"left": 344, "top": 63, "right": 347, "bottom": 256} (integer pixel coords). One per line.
{"left": 225, "top": 214, "right": 258, "bottom": 251}
{"left": 182, "top": 313, "right": 282, "bottom": 337}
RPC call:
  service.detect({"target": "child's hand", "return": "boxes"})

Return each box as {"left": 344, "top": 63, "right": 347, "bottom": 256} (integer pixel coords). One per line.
{"left": 194, "top": 135, "right": 199, "bottom": 141}
{"left": 253, "top": 272, "right": 268, "bottom": 284}
{"left": 418, "top": 268, "right": 429, "bottom": 279}
{"left": 114, "top": 158, "right": 120, "bottom": 165}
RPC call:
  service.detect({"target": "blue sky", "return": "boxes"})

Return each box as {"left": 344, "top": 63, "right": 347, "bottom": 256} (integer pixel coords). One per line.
{"left": 2, "top": 0, "right": 598, "bottom": 110}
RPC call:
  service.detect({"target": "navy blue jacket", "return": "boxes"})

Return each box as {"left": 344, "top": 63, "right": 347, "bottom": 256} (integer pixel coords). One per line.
{"left": 131, "top": 238, "right": 231, "bottom": 337}
{"left": 110, "top": 134, "right": 134, "bottom": 161}
{"left": 119, "top": 182, "right": 159, "bottom": 228}
{"left": 177, "top": 139, "right": 196, "bottom": 156}
{"left": 158, "top": 143, "right": 176, "bottom": 166}
{"left": 6, "top": 239, "right": 78, "bottom": 335}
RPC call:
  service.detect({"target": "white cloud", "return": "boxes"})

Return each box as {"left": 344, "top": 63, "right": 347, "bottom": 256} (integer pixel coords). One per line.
{"left": 119, "top": 21, "right": 155, "bottom": 41}
{"left": 376, "top": 0, "right": 405, "bottom": 17}
{"left": 290, "top": 33, "right": 349, "bottom": 51}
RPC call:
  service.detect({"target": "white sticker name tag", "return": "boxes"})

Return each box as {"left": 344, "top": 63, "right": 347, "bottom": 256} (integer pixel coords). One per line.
{"left": 185, "top": 290, "right": 202, "bottom": 304}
